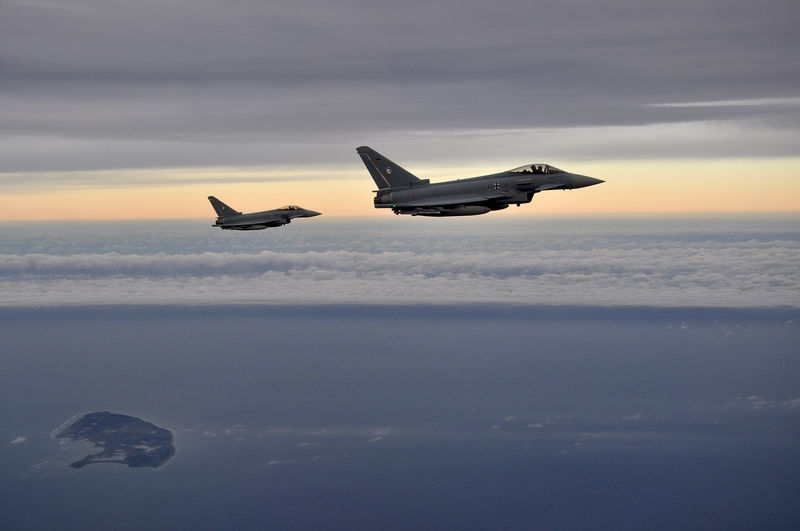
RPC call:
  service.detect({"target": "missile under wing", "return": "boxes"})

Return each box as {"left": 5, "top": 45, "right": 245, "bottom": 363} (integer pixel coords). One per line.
{"left": 208, "top": 196, "right": 321, "bottom": 230}
{"left": 356, "top": 146, "right": 603, "bottom": 216}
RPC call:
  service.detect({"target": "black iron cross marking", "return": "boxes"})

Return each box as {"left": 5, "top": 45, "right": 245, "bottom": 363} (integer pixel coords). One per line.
{"left": 490, "top": 182, "right": 502, "bottom": 191}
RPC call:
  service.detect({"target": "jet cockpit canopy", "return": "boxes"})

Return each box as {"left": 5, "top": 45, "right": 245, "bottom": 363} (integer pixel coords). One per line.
{"left": 279, "top": 205, "right": 302, "bottom": 210}
{"left": 509, "top": 164, "right": 564, "bottom": 174}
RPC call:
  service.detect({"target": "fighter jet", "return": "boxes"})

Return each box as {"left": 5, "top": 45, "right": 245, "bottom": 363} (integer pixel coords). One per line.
{"left": 357, "top": 146, "right": 603, "bottom": 216}
{"left": 208, "top": 196, "right": 321, "bottom": 230}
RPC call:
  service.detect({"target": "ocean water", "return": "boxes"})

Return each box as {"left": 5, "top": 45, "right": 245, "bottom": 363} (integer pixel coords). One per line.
{"left": 1, "top": 216, "right": 798, "bottom": 528}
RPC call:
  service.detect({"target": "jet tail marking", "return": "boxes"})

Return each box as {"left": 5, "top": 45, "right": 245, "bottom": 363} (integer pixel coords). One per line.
{"left": 208, "top": 196, "right": 242, "bottom": 218}
{"left": 356, "top": 146, "right": 424, "bottom": 190}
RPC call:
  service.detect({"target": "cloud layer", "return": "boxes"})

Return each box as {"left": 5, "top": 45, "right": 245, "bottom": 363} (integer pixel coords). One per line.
{"left": 2, "top": 0, "right": 799, "bottom": 175}
{"left": 2, "top": 220, "right": 797, "bottom": 307}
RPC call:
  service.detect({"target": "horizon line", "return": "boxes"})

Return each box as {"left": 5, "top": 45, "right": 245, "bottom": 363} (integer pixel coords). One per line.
{"left": 2, "top": 210, "right": 799, "bottom": 223}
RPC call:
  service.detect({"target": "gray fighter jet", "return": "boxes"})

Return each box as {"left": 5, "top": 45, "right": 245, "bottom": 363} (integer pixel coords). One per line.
{"left": 357, "top": 146, "right": 603, "bottom": 216}
{"left": 208, "top": 196, "right": 321, "bottom": 230}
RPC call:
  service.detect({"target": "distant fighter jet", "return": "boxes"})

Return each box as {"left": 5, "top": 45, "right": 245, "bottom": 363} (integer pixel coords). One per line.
{"left": 357, "top": 146, "right": 603, "bottom": 216}
{"left": 208, "top": 196, "right": 321, "bottom": 230}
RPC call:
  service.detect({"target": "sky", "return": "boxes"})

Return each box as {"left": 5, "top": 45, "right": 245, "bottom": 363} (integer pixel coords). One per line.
{"left": 1, "top": 0, "right": 799, "bottom": 220}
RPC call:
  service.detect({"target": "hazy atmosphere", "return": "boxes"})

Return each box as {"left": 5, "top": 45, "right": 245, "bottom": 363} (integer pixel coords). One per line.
{"left": 2, "top": 1, "right": 799, "bottom": 529}
{"left": 3, "top": 219, "right": 799, "bottom": 528}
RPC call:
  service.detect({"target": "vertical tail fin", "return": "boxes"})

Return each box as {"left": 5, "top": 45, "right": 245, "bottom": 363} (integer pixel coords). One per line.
{"left": 356, "top": 146, "right": 424, "bottom": 189}
{"left": 208, "top": 196, "right": 241, "bottom": 218}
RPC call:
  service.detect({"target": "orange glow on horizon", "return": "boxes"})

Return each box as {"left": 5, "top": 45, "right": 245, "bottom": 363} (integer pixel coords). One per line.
{"left": 1, "top": 158, "right": 799, "bottom": 221}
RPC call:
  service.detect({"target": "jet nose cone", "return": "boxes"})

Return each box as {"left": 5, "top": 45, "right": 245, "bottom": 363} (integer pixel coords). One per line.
{"left": 306, "top": 210, "right": 322, "bottom": 217}
{"left": 571, "top": 174, "right": 604, "bottom": 189}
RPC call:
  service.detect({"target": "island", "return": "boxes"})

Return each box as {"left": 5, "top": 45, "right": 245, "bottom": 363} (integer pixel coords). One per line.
{"left": 54, "top": 411, "right": 175, "bottom": 469}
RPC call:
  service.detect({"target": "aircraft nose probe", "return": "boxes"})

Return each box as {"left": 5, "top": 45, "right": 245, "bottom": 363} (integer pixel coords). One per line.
{"left": 571, "top": 175, "right": 605, "bottom": 189}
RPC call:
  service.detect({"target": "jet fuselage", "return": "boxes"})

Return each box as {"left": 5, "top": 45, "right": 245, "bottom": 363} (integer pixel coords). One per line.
{"left": 208, "top": 196, "right": 321, "bottom": 230}
{"left": 358, "top": 146, "right": 603, "bottom": 216}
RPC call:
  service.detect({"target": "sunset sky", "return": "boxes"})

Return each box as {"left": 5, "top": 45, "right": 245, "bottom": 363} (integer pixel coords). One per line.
{"left": 1, "top": 0, "right": 798, "bottom": 220}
